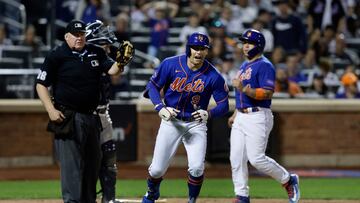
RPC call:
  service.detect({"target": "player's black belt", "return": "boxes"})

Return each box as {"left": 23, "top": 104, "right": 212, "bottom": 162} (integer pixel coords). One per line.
{"left": 238, "top": 107, "right": 260, "bottom": 113}
{"left": 177, "top": 117, "right": 195, "bottom": 122}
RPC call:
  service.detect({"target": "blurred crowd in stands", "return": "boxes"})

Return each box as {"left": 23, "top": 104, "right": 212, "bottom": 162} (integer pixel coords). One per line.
{"left": 0, "top": 0, "right": 360, "bottom": 99}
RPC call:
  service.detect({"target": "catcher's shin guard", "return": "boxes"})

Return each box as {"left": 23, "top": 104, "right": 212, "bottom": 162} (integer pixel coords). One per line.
{"left": 187, "top": 174, "right": 204, "bottom": 203}
{"left": 100, "top": 140, "right": 117, "bottom": 203}
{"left": 143, "top": 177, "right": 162, "bottom": 201}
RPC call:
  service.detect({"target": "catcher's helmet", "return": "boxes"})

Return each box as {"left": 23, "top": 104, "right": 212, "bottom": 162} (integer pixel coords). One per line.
{"left": 85, "top": 20, "right": 117, "bottom": 45}
{"left": 239, "top": 29, "right": 265, "bottom": 59}
{"left": 186, "top": 32, "right": 210, "bottom": 57}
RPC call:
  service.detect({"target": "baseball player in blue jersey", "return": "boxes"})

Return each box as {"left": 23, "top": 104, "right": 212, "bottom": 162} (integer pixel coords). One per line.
{"left": 228, "top": 29, "right": 300, "bottom": 203}
{"left": 142, "top": 32, "right": 229, "bottom": 203}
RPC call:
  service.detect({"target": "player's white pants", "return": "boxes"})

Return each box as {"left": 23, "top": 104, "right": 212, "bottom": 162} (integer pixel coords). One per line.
{"left": 230, "top": 108, "right": 290, "bottom": 197}
{"left": 148, "top": 119, "right": 207, "bottom": 178}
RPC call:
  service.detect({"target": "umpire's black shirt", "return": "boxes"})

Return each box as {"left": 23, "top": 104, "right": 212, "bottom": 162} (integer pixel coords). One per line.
{"left": 36, "top": 42, "right": 114, "bottom": 113}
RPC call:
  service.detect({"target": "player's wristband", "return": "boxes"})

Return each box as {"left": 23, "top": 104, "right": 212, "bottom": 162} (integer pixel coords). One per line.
{"left": 255, "top": 88, "right": 266, "bottom": 100}
{"left": 154, "top": 103, "right": 165, "bottom": 112}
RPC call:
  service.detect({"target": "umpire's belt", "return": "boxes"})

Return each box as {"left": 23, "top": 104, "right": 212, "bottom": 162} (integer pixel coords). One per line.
{"left": 55, "top": 104, "right": 96, "bottom": 115}
{"left": 96, "top": 107, "right": 107, "bottom": 114}
{"left": 238, "top": 107, "right": 260, "bottom": 114}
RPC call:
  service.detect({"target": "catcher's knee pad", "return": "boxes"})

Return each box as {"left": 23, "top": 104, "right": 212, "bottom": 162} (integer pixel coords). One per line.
{"left": 101, "top": 140, "right": 116, "bottom": 153}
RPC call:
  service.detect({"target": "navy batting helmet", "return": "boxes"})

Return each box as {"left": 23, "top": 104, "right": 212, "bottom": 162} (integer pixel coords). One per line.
{"left": 85, "top": 20, "right": 117, "bottom": 45}
{"left": 239, "top": 29, "right": 265, "bottom": 59}
{"left": 186, "top": 32, "right": 210, "bottom": 57}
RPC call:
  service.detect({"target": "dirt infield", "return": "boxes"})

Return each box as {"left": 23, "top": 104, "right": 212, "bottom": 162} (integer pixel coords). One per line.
{"left": 0, "top": 199, "right": 358, "bottom": 203}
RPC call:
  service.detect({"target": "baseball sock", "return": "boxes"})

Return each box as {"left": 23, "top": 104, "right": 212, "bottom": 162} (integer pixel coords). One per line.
{"left": 187, "top": 174, "right": 204, "bottom": 202}
{"left": 145, "top": 176, "right": 163, "bottom": 200}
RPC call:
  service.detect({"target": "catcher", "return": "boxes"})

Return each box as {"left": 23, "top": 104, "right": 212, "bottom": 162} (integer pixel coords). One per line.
{"left": 86, "top": 20, "right": 134, "bottom": 203}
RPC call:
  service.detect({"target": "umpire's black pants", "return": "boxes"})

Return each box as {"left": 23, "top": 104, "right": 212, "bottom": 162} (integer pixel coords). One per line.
{"left": 55, "top": 112, "right": 102, "bottom": 203}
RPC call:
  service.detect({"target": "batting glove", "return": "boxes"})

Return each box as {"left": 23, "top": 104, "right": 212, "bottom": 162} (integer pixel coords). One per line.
{"left": 158, "top": 107, "right": 180, "bottom": 121}
{"left": 191, "top": 109, "right": 209, "bottom": 123}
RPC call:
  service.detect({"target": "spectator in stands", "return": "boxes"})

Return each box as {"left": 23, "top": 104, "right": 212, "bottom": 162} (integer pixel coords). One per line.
{"left": 187, "top": 0, "right": 213, "bottom": 27}
{"left": 130, "top": 0, "right": 148, "bottom": 30}
{"left": 306, "top": 73, "right": 334, "bottom": 98}
{"left": 219, "top": 54, "right": 237, "bottom": 92}
{"left": 308, "top": 29, "right": 324, "bottom": 62}
{"left": 208, "top": 19, "right": 237, "bottom": 52}
{"left": 315, "top": 58, "right": 340, "bottom": 90}
{"left": 270, "top": 46, "right": 286, "bottom": 67}
{"left": 145, "top": 2, "right": 177, "bottom": 58}
{"left": 257, "top": 8, "right": 273, "bottom": 29}
{"left": 18, "top": 24, "right": 44, "bottom": 57}
{"left": 0, "top": 24, "right": 13, "bottom": 46}
{"left": 231, "top": 0, "right": 258, "bottom": 27}
{"left": 177, "top": 13, "right": 208, "bottom": 55}
{"left": 179, "top": 13, "right": 208, "bottom": 44}
{"left": 309, "top": 25, "right": 338, "bottom": 61}
{"left": 76, "top": 0, "right": 111, "bottom": 24}
{"left": 249, "top": 0, "right": 274, "bottom": 12}
{"left": 251, "top": 19, "right": 274, "bottom": 53}
{"left": 219, "top": 5, "right": 244, "bottom": 36}
{"left": 300, "top": 48, "right": 318, "bottom": 70}
{"left": 271, "top": 0, "right": 307, "bottom": 54}
{"left": 142, "top": 1, "right": 179, "bottom": 20}
{"left": 330, "top": 33, "right": 360, "bottom": 66}
{"left": 343, "top": 15, "right": 360, "bottom": 38}
{"left": 231, "top": 44, "right": 245, "bottom": 69}
{"left": 208, "top": 0, "right": 229, "bottom": 19}
{"left": 114, "top": 12, "right": 130, "bottom": 41}
{"left": 284, "top": 52, "right": 307, "bottom": 83}
{"left": 336, "top": 72, "right": 360, "bottom": 98}
{"left": 307, "top": 0, "right": 346, "bottom": 33}
{"left": 208, "top": 37, "right": 227, "bottom": 65}
{"left": 56, "top": 0, "right": 79, "bottom": 23}
{"left": 275, "top": 67, "right": 304, "bottom": 98}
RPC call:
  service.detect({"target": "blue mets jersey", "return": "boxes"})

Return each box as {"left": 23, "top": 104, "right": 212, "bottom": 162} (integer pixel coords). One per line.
{"left": 147, "top": 54, "right": 229, "bottom": 119}
{"left": 235, "top": 56, "right": 275, "bottom": 109}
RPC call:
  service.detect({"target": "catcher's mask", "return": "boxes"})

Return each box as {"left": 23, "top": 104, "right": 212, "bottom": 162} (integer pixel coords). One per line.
{"left": 86, "top": 20, "right": 117, "bottom": 45}
{"left": 238, "top": 29, "right": 265, "bottom": 60}
{"left": 186, "top": 32, "right": 210, "bottom": 57}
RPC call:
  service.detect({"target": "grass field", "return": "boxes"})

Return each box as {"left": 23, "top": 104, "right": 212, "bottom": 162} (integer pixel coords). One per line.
{"left": 0, "top": 178, "right": 359, "bottom": 200}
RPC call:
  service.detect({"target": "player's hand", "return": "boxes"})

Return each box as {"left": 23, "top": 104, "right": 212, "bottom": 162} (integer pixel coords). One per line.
{"left": 48, "top": 108, "right": 65, "bottom": 123}
{"left": 228, "top": 115, "right": 235, "bottom": 128}
{"left": 191, "top": 109, "right": 209, "bottom": 123}
{"left": 158, "top": 107, "right": 180, "bottom": 121}
{"left": 232, "top": 78, "right": 243, "bottom": 91}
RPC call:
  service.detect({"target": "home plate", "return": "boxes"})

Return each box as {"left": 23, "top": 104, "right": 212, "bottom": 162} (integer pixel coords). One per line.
{"left": 115, "top": 199, "right": 167, "bottom": 203}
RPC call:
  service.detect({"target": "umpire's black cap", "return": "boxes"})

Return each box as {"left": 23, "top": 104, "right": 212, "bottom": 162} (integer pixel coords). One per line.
{"left": 65, "top": 20, "right": 86, "bottom": 34}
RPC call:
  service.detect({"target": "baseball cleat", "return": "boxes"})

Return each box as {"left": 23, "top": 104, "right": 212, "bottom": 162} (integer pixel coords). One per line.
{"left": 142, "top": 196, "right": 155, "bottom": 203}
{"left": 283, "top": 174, "right": 300, "bottom": 203}
{"left": 233, "top": 195, "right": 250, "bottom": 203}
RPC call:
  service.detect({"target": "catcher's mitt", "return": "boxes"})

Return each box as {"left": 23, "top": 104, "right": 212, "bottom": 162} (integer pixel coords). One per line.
{"left": 116, "top": 40, "right": 134, "bottom": 67}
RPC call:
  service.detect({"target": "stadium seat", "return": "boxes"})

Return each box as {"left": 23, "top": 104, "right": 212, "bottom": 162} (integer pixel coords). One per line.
{"left": 0, "top": 57, "right": 24, "bottom": 69}
{"left": 1, "top": 46, "right": 32, "bottom": 68}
